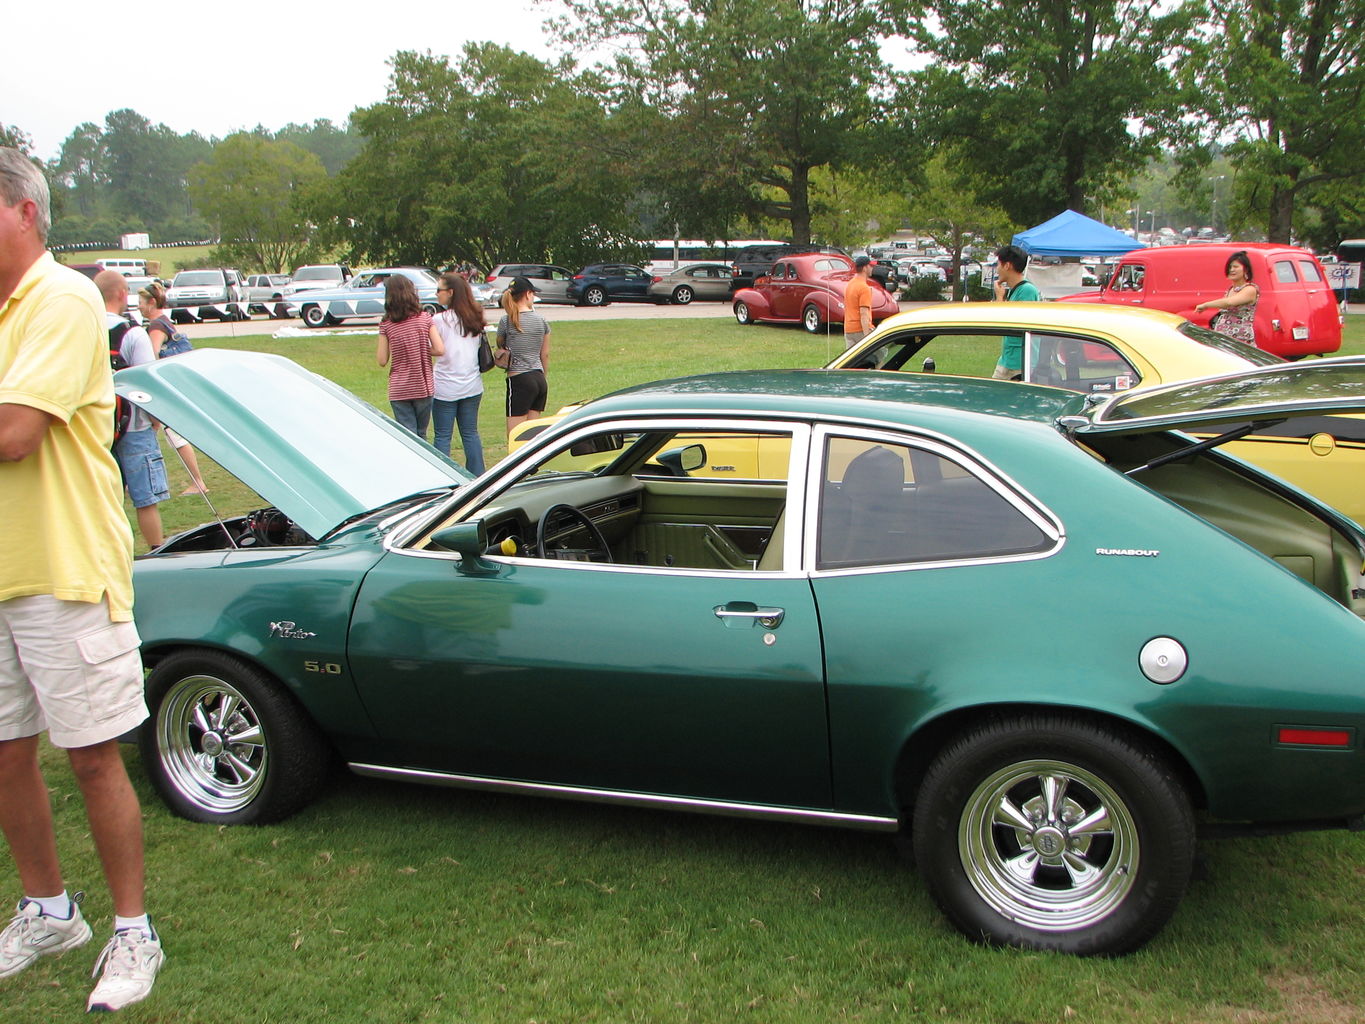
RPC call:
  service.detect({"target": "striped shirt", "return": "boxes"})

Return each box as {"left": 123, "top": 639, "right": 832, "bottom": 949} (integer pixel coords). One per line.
{"left": 380, "top": 311, "right": 435, "bottom": 400}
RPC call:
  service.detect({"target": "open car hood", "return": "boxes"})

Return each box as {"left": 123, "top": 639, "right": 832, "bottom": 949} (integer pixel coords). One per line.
{"left": 1073, "top": 357, "right": 1365, "bottom": 436}
{"left": 115, "top": 349, "right": 473, "bottom": 539}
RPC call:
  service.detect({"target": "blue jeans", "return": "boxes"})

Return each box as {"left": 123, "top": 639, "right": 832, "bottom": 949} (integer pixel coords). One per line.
{"left": 432, "top": 395, "right": 484, "bottom": 475}
{"left": 390, "top": 398, "right": 433, "bottom": 440}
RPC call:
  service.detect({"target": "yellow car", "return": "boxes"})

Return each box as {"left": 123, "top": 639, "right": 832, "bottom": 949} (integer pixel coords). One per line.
{"left": 512, "top": 304, "right": 1365, "bottom": 522}
{"left": 831, "top": 304, "right": 1365, "bottom": 523}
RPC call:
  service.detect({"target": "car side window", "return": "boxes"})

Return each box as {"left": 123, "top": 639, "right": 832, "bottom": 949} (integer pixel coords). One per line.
{"left": 1028, "top": 334, "right": 1140, "bottom": 393}
{"left": 551, "top": 269, "right": 569, "bottom": 281}
{"left": 1110, "top": 265, "right": 1145, "bottom": 292}
{"left": 816, "top": 436, "right": 1052, "bottom": 570}
{"left": 1297, "top": 260, "right": 1323, "bottom": 282}
{"left": 1273, "top": 261, "right": 1299, "bottom": 283}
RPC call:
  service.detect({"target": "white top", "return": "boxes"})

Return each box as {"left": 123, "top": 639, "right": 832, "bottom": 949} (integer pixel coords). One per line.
{"left": 432, "top": 310, "right": 486, "bottom": 401}
{"left": 106, "top": 312, "right": 155, "bottom": 432}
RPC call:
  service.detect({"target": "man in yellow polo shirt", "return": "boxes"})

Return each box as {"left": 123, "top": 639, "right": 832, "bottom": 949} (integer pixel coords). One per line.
{"left": 0, "top": 148, "right": 163, "bottom": 1012}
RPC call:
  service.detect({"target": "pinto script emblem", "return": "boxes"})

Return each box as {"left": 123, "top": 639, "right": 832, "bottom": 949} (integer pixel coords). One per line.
{"left": 269, "top": 620, "right": 318, "bottom": 640}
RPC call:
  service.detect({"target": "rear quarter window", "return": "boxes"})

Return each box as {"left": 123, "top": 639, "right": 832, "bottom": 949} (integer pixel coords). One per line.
{"left": 1273, "top": 261, "right": 1300, "bottom": 283}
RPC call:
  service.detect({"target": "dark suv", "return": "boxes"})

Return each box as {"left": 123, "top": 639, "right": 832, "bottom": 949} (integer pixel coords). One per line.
{"left": 566, "top": 264, "right": 655, "bottom": 306}
{"left": 729, "top": 245, "right": 900, "bottom": 295}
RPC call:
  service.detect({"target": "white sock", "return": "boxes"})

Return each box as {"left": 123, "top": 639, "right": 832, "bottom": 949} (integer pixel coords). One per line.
{"left": 28, "top": 892, "right": 73, "bottom": 919}
{"left": 114, "top": 914, "right": 152, "bottom": 936}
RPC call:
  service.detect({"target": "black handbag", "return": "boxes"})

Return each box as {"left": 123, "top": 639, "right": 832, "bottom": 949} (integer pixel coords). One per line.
{"left": 478, "top": 334, "right": 495, "bottom": 373}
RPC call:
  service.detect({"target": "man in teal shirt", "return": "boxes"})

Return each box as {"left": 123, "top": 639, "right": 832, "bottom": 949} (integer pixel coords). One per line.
{"left": 992, "top": 244, "right": 1041, "bottom": 379}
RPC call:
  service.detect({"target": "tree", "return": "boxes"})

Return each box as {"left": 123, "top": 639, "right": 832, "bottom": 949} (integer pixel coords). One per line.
{"left": 189, "top": 134, "right": 327, "bottom": 273}
{"left": 906, "top": 152, "right": 1017, "bottom": 299}
{"left": 906, "top": 0, "right": 1198, "bottom": 228}
{"left": 1183, "top": 0, "right": 1365, "bottom": 243}
{"left": 552, "top": 0, "right": 907, "bottom": 245}
{"left": 0, "top": 122, "right": 33, "bottom": 154}
{"left": 312, "top": 45, "right": 642, "bottom": 271}
{"left": 273, "top": 119, "right": 361, "bottom": 176}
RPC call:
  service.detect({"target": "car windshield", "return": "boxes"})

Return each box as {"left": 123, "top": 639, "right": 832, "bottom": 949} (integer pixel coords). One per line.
{"left": 174, "top": 272, "right": 221, "bottom": 286}
{"left": 293, "top": 267, "right": 340, "bottom": 281}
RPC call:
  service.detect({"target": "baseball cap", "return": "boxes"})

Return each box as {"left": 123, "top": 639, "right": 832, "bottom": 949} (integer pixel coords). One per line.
{"left": 854, "top": 256, "right": 876, "bottom": 269}
{"left": 509, "top": 275, "right": 539, "bottom": 295}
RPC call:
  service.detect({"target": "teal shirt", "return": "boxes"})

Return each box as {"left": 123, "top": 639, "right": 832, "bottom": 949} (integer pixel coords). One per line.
{"left": 999, "top": 278, "right": 1041, "bottom": 371}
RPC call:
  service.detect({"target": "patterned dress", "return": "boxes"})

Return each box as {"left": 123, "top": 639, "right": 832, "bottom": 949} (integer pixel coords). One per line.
{"left": 1213, "top": 285, "right": 1258, "bottom": 344}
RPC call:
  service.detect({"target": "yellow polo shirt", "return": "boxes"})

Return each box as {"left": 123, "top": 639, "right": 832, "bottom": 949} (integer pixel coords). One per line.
{"left": 0, "top": 253, "right": 134, "bottom": 620}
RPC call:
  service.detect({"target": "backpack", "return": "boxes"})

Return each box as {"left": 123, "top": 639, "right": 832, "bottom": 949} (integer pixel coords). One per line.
{"left": 108, "top": 320, "right": 134, "bottom": 445}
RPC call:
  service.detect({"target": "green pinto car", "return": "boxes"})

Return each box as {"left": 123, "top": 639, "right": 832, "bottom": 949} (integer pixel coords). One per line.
{"left": 118, "top": 350, "right": 1365, "bottom": 957}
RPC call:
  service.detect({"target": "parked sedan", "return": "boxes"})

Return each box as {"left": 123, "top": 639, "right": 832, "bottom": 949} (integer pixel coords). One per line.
{"left": 286, "top": 267, "right": 442, "bottom": 328}
{"left": 732, "top": 252, "right": 899, "bottom": 332}
{"left": 647, "top": 263, "right": 734, "bottom": 304}
{"left": 566, "top": 263, "right": 655, "bottom": 306}
{"left": 119, "top": 349, "right": 1365, "bottom": 957}
{"left": 485, "top": 264, "right": 574, "bottom": 304}
{"left": 832, "top": 303, "right": 1365, "bottom": 524}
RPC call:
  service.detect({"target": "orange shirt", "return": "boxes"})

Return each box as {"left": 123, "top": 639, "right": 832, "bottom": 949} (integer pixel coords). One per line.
{"left": 844, "top": 275, "right": 872, "bottom": 333}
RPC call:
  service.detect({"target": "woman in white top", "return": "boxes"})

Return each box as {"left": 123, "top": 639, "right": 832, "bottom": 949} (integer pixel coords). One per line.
{"left": 431, "top": 272, "right": 486, "bottom": 474}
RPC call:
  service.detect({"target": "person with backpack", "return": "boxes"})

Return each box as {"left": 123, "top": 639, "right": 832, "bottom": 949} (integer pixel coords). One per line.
{"left": 96, "top": 272, "right": 166, "bottom": 549}
{"left": 137, "top": 283, "right": 208, "bottom": 495}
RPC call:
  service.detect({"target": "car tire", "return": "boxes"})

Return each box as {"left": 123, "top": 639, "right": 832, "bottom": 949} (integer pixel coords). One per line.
{"left": 139, "top": 650, "right": 331, "bottom": 825}
{"left": 300, "top": 305, "right": 328, "bottom": 328}
{"left": 912, "top": 713, "right": 1195, "bottom": 957}
{"left": 802, "top": 304, "right": 824, "bottom": 334}
{"left": 672, "top": 285, "right": 695, "bottom": 305}
{"left": 583, "top": 286, "right": 607, "bottom": 307}
{"left": 734, "top": 301, "right": 754, "bottom": 325}
{"left": 422, "top": 302, "right": 441, "bottom": 316}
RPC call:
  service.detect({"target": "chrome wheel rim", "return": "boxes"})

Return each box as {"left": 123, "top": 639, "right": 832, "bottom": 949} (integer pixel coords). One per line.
{"left": 157, "top": 675, "right": 267, "bottom": 813}
{"left": 804, "top": 307, "right": 820, "bottom": 331}
{"left": 959, "top": 758, "right": 1139, "bottom": 932}
{"left": 736, "top": 303, "right": 750, "bottom": 323}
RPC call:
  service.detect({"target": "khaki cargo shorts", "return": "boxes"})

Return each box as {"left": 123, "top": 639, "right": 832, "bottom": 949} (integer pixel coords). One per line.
{"left": 0, "top": 595, "right": 148, "bottom": 748}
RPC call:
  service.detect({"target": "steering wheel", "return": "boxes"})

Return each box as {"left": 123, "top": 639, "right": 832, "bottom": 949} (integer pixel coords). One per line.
{"left": 536, "top": 503, "right": 613, "bottom": 563}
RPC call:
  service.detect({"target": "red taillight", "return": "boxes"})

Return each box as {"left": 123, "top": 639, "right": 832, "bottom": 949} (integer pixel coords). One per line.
{"left": 652, "top": 276, "right": 663, "bottom": 283}
{"left": 573, "top": 274, "right": 584, "bottom": 280}
{"left": 1277, "top": 727, "right": 1352, "bottom": 747}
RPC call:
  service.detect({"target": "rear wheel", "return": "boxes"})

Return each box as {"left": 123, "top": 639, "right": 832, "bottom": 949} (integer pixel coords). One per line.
{"left": 802, "top": 304, "right": 824, "bottom": 333}
{"left": 583, "top": 285, "right": 607, "bottom": 306}
{"left": 140, "top": 650, "right": 331, "bottom": 825}
{"left": 421, "top": 302, "right": 441, "bottom": 316}
{"left": 912, "top": 714, "right": 1195, "bottom": 956}
{"left": 734, "top": 301, "right": 754, "bottom": 325}
{"left": 672, "top": 285, "right": 695, "bottom": 305}
{"left": 301, "top": 305, "right": 328, "bottom": 328}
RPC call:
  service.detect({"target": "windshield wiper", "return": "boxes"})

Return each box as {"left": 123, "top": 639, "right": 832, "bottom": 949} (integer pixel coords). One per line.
{"left": 1125, "top": 419, "right": 1283, "bottom": 476}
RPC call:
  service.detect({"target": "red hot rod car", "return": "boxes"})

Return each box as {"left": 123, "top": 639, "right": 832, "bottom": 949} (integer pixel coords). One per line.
{"left": 732, "top": 252, "right": 900, "bottom": 333}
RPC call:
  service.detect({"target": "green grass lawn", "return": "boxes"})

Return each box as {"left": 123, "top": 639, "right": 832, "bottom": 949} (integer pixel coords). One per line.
{"left": 9, "top": 315, "right": 1365, "bottom": 1022}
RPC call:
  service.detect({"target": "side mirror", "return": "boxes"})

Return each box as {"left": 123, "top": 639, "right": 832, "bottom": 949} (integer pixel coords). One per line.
{"left": 430, "top": 521, "right": 499, "bottom": 575}
{"left": 656, "top": 443, "right": 707, "bottom": 476}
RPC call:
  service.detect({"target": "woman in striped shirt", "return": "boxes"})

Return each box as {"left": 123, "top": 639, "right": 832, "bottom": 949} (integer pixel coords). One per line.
{"left": 377, "top": 275, "right": 444, "bottom": 439}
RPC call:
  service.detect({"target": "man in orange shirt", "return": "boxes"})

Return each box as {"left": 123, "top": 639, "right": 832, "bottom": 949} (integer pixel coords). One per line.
{"left": 843, "top": 256, "right": 875, "bottom": 349}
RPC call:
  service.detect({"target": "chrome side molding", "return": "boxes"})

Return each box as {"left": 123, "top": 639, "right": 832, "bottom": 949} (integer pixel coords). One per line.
{"left": 347, "top": 762, "right": 900, "bottom": 832}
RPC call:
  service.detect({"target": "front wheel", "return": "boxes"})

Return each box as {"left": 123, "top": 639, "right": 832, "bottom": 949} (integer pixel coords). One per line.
{"left": 912, "top": 714, "right": 1194, "bottom": 956}
{"left": 734, "top": 301, "right": 754, "bottom": 325}
{"left": 139, "top": 650, "right": 331, "bottom": 825}
{"left": 802, "top": 304, "right": 824, "bottom": 333}
{"left": 583, "top": 286, "right": 607, "bottom": 306}
{"left": 672, "top": 285, "right": 695, "bottom": 305}
{"left": 300, "top": 304, "right": 328, "bottom": 328}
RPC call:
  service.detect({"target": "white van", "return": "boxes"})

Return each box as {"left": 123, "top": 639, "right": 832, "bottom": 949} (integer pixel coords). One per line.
{"left": 96, "top": 258, "right": 147, "bottom": 277}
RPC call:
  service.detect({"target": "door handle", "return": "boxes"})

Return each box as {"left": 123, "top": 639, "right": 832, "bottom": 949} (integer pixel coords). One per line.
{"left": 713, "top": 604, "right": 785, "bottom": 628}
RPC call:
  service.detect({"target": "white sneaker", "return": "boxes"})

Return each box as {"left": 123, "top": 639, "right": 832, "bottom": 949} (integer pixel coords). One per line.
{"left": 86, "top": 925, "right": 164, "bottom": 1013}
{"left": 0, "top": 897, "right": 93, "bottom": 979}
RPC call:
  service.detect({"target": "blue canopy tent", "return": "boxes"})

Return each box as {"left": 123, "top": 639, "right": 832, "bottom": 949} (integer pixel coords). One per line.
{"left": 1012, "top": 210, "right": 1144, "bottom": 258}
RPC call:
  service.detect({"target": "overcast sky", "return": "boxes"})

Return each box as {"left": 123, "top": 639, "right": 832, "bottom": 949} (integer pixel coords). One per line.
{"left": 5, "top": 0, "right": 563, "bottom": 162}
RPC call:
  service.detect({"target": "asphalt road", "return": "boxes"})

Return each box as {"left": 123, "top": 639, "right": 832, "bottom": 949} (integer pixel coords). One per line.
{"left": 172, "top": 298, "right": 741, "bottom": 341}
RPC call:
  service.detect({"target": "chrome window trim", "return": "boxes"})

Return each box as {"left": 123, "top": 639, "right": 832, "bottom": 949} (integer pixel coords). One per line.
{"left": 348, "top": 763, "right": 899, "bottom": 833}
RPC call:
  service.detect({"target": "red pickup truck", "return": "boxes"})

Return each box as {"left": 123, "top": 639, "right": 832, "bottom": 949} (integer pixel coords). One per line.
{"left": 1058, "top": 243, "right": 1342, "bottom": 358}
